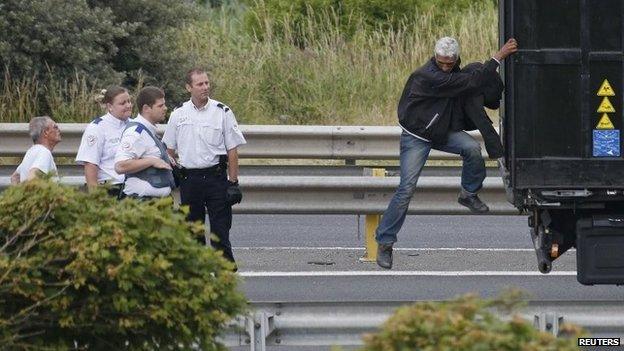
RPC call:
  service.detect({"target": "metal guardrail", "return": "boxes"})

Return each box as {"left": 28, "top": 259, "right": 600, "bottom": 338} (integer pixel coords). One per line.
{"left": 0, "top": 123, "right": 489, "bottom": 160}
{"left": 0, "top": 164, "right": 500, "bottom": 177}
{"left": 223, "top": 301, "right": 624, "bottom": 350}
{"left": 0, "top": 123, "right": 510, "bottom": 215}
{"left": 0, "top": 176, "right": 516, "bottom": 215}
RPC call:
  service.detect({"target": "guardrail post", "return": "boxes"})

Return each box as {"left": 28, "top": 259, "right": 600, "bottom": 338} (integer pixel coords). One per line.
{"left": 360, "top": 168, "right": 386, "bottom": 262}
{"left": 246, "top": 311, "right": 275, "bottom": 351}
{"left": 533, "top": 313, "right": 563, "bottom": 336}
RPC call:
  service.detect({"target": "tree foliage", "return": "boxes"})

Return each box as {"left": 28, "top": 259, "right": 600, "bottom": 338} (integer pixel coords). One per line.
{"left": 0, "top": 0, "right": 202, "bottom": 107}
{"left": 87, "top": 0, "right": 202, "bottom": 103}
{"left": 0, "top": 0, "right": 124, "bottom": 80}
{"left": 360, "top": 292, "right": 584, "bottom": 351}
{"left": 0, "top": 180, "right": 246, "bottom": 350}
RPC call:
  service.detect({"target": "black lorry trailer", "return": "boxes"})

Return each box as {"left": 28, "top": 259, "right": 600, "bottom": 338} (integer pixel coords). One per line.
{"left": 500, "top": 0, "right": 624, "bottom": 284}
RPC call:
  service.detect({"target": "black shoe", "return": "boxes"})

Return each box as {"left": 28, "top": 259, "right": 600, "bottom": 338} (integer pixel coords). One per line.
{"left": 458, "top": 193, "right": 490, "bottom": 214}
{"left": 377, "top": 244, "right": 393, "bottom": 269}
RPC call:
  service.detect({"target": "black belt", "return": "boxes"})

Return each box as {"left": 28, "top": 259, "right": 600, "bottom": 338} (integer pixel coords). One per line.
{"left": 126, "top": 194, "right": 159, "bottom": 201}
{"left": 182, "top": 165, "right": 222, "bottom": 177}
{"left": 106, "top": 184, "right": 124, "bottom": 198}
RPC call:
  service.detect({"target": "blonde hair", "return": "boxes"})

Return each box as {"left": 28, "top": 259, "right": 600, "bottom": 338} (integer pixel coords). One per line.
{"left": 94, "top": 86, "right": 127, "bottom": 105}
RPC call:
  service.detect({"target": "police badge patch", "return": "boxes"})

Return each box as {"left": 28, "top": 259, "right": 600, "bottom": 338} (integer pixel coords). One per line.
{"left": 121, "top": 141, "right": 132, "bottom": 151}
{"left": 87, "top": 135, "right": 97, "bottom": 146}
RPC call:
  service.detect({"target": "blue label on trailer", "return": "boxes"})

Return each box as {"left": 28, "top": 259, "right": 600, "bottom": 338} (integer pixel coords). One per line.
{"left": 593, "top": 129, "right": 620, "bottom": 157}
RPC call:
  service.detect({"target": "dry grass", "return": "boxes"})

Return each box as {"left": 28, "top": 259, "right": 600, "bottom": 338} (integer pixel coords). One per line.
{"left": 179, "top": 2, "right": 497, "bottom": 125}
{"left": 1, "top": 2, "right": 497, "bottom": 125}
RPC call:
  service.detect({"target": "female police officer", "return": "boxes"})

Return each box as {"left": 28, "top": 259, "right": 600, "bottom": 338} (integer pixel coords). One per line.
{"left": 76, "top": 86, "right": 131, "bottom": 196}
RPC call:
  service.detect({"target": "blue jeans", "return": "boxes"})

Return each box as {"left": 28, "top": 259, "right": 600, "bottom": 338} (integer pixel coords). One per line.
{"left": 375, "top": 131, "right": 486, "bottom": 245}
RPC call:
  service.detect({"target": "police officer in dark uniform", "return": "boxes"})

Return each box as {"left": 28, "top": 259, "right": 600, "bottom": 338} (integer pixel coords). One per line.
{"left": 163, "top": 68, "right": 246, "bottom": 265}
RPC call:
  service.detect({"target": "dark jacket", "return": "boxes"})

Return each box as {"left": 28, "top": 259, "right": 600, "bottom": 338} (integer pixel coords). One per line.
{"left": 398, "top": 57, "right": 499, "bottom": 143}
{"left": 461, "top": 61, "right": 505, "bottom": 159}
{"left": 462, "top": 61, "right": 505, "bottom": 128}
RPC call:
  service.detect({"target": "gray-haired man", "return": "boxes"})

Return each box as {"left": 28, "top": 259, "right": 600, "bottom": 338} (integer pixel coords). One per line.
{"left": 375, "top": 37, "right": 518, "bottom": 269}
{"left": 11, "top": 116, "right": 61, "bottom": 184}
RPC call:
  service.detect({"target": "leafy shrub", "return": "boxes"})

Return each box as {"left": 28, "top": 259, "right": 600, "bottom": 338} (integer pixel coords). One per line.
{"left": 360, "top": 293, "right": 584, "bottom": 351}
{"left": 0, "top": 0, "right": 124, "bottom": 80}
{"left": 0, "top": 180, "right": 246, "bottom": 350}
{"left": 0, "top": 0, "right": 202, "bottom": 111}
{"left": 88, "top": 0, "right": 204, "bottom": 105}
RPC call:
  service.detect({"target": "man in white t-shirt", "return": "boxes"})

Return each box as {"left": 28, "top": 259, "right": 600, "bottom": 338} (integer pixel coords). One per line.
{"left": 11, "top": 116, "right": 62, "bottom": 184}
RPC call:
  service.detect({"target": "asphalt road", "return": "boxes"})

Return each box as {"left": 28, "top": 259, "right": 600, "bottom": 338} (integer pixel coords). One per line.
{"left": 230, "top": 214, "right": 624, "bottom": 302}
{"left": 226, "top": 214, "right": 624, "bottom": 350}
{"left": 230, "top": 214, "right": 530, "bottom": 249}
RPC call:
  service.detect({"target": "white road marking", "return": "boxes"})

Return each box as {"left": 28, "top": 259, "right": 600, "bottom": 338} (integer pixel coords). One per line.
{"left": 238, "top": 271, "right": 577, "bottom": 277}
{"left": 233, "top": 246, "right": 563, "bottom": 252}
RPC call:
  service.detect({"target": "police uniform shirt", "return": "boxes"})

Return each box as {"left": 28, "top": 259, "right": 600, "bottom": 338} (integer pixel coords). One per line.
{"left": 15, "top": 144, "right": 58, "bottom": 181}
{"left": 114, "top": 114, "right": 171, "bottom": 198}
{"left": 162, "top": 99, "right": 246, "bottom": 169}
{"left": 76, "top": 113, "right": 127, "bottom": 184}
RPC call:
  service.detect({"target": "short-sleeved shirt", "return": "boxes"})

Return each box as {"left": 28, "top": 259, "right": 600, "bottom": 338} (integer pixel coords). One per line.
{"left": 15, "top": 144, "right": 58, "bottom": 182}
{"left": 162, "top": 99, "right": 246, "bottom": 169}
{"left": 114, "top": 114, "right": 171, "bottom": 198}
{"left": 76, "top": 113, "right": 127, "bottom": 184}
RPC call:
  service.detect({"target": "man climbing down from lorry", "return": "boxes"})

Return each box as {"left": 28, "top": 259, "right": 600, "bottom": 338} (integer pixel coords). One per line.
{"left": 375, "top": 36, "right": 518, "bottom": 269}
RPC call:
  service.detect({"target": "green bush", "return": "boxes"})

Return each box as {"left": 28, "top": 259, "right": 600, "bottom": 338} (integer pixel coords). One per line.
{"left": 0, "top": 0, "right": 202, "bottom": 112}
{"left": 360, "top": 293, "right": 584, "bottom": 351}
{"left": 88, "top": 0, "right": 204, "bottom": 106}
{"left": 0, "top": 180, "right": 246, "bottom": 350}
{"left": 0, "top": 0, "right": 124, "bottom": 80}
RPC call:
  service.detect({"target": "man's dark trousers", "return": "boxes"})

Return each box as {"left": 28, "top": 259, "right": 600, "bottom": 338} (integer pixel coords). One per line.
{"left": 180, "top": 168, "right": 235, "bottom": 263}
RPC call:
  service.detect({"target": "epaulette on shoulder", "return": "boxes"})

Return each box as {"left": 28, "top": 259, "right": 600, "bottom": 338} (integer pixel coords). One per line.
{"left": 133, "top": 124, "right": 145, "bottom": 134}
{"left": 91, "top": 117, "right": 102, "bottom": 124}
{"left": 216, "top": 103, "right": 230, "bottom": 113}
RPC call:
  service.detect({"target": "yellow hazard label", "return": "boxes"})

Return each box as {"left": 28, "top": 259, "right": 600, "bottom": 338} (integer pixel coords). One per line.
{"left": 597, "top": 97, "right": 616, "bottom": 113}
{"left": 597, "top": 79, "right": 616, "bottom": 96}
{"left": 596, "top": 113, "right": 615, "bottom": 129}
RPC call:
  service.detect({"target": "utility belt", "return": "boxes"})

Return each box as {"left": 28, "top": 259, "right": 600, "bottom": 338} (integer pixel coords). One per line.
{"left": 103, "top": 183, "right": 124, "bottom": 198}
{"left": 124, "top": 194, "right": 162, "bottom": 201}
{"left": 86, "top": 180, "right": 123, "bottom": 196}
{"left": 180, "top": 164, "right": 224, "bottom": 178}
{"left": 179, "top": 155, "right": 228, "bottom": 179}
